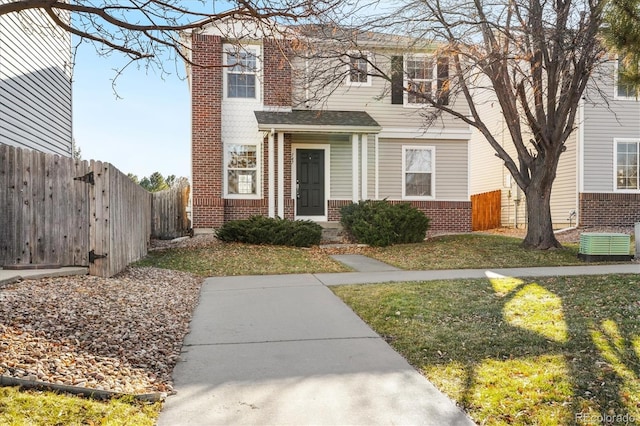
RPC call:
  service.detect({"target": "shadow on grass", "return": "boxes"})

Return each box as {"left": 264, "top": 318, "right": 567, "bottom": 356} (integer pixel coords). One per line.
{"left": 333, "top": 274, "right": 640, "bottom": 425}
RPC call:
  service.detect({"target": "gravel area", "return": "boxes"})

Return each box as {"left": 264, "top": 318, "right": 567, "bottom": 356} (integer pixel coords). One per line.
{"left": 0, "top": 267, "right": 202, "bottom": 395}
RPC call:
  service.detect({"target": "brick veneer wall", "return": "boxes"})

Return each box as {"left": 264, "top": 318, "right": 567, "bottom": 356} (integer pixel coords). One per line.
{"left": 191, "top": 36, "right": 294, "bottom": 229}
{"left": 579, "top": 193, "right": 640, "bottom": 227}
{"left": 328, "top": 200, "right": 472, "bottom": 234}
{"left": 191, "top": 33, "right": 224, "bottom": 229}
{"left": 263, "top": 39, "right": 292, "bottom": 107}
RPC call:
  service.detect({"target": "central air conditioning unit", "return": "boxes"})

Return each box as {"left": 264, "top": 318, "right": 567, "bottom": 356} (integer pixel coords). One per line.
{"left": 578, "top": 233, "right": 633, "bottom": 262}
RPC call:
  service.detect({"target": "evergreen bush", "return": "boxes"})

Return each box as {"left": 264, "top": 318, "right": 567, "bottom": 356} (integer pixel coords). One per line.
{"left": 216, "top": 216, "right": 322, "bottom": 247}
{"left": 340, "top": 200, "right": 430, "bottom": 247}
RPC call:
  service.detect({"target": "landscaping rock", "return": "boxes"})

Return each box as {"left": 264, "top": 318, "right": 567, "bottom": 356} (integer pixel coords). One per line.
{"left": 0, "top": 267, "right": 202, "bottom": 395}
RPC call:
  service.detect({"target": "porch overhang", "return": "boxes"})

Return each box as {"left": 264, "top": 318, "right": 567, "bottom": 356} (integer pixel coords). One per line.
{"left": 254, "top": 110, "right": 382, "bottom": 134}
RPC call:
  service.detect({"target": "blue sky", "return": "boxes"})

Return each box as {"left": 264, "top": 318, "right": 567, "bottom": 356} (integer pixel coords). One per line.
{"left": 72, "top": 43, "right": 192, "bottom": 180}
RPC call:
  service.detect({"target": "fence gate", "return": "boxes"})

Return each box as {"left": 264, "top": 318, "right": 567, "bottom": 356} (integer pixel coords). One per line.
{"left": 1, "top": 145, "right": 152, "bottom": 277}
{"left": 471, "top": 189, "right": 501, "bottom": 231}
{"left": 0, "top": 144, "right": 90, "bottom": 267}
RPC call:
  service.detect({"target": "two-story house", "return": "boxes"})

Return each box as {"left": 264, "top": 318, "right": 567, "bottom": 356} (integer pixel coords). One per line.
{"left": 470, "top": 57, "right": 640, "bottom": 229}
{"left": 184, "top": 18, "right": 473, "bottom": 234}
{"left": 0, "top": 5, "right": 73, "bottom": 156}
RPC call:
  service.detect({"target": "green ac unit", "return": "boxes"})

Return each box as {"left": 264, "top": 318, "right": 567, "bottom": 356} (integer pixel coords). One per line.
{"left": 578, "top": 233, "right": 632, "bottom": 262}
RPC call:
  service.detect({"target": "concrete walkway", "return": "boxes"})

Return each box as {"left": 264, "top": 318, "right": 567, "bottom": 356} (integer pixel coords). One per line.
{"left": 330, "top": 254, "right": 400, "bottom": 272}
{"left": 158, "top": 274, "right": 475, "bottom": 426}
{"left": 158, "top": 261, "right": 640, "bottom": 425}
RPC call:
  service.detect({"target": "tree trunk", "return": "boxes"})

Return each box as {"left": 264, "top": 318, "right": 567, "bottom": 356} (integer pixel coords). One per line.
{"left": 522, "top": 179, "right": 562, "bottom": 249}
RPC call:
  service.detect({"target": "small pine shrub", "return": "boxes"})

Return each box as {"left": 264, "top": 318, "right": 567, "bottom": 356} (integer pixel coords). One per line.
{"left": 215, "top": 216, "right": 322, "bottom": 247}
{"left": 340, "top": 200, "right": 430, "bottom": 247}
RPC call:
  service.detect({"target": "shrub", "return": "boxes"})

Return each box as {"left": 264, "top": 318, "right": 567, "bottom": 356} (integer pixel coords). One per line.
{"left": 215, "top": 216, "right": 322, "bottom": 247}
{"left": 340, "top": 200, "right": 430, "bottom": 247}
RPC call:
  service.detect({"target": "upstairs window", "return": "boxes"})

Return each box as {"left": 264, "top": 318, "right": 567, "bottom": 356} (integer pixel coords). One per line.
{"left": 392, "top": 55, "right": 449, "bottom": 106}
{"left": 346, "top": 53, "right": 372, "bottom": 86}
{"left": 616, "top": 140, "right": 639, "bottom": 190}
{"left": 225, "top": 46, "right": 259, "bottom": 99}
{"left": 615, "top": 57, "right": 639, "bottom": 99}
{"left": 406, "top": 56, "right": 435, "bottom": 105}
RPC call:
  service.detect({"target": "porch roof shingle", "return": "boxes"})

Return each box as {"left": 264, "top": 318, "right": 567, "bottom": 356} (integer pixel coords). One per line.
{"left": 254, "top": 110, "right": 382, "bottom": 133}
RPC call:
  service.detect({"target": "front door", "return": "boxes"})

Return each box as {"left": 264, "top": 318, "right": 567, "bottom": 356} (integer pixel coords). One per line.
{"left": 296, "top": 149, "right": 325, "bottom": 216}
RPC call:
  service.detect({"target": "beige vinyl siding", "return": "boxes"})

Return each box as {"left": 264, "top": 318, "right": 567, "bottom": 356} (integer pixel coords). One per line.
{"left": 0, "top": 5, "right": 72, "bottom": 156}
{"left": 367, "top": 136, "right": 375, "bottom": 197}
{"left": 550, "top": 133, "right": 578, "bottom": 226}
{"left": 469, "top": 85, "right": 521, "bottom": 226}
{"left": 582, "top": 60, "right": 640, "bottom": 193}
{"left": 292, "top": 54, "right": 469, "bottom": 133}
{"left": 469, "top": 86, "right": 506, "bottom": 195}
{"left": 378, "top": 139, "right": 468, "bottom": 201}
{"left": 469, "top": 80, "right": 578, "bottom": 228}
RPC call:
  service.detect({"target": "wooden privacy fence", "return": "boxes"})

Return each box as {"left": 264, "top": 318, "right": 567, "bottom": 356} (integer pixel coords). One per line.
{"left": 471, "top": 189, "right": 501, "bottom": 231}
{"left": 151, "top": 179, "right": 191, "bottom": 239}
{"left": 0, "top": 144, "right": 151, "bottom": 277}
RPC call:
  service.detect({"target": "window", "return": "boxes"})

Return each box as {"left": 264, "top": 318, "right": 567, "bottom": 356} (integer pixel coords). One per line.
{"left": 226, "top": 47, "right": 259, "bottom": 99}
{"left": 226, "top": 144, "right": 259, "bottom": 197}
{"left": 405, "top": 56, "right": 435, "bottom": 105}
{"left": 615, "top": 57, "right": 638, "bottom": 99}
{"left": 616, "top": 140, "right": 639, "bottom": 190}
{"left": 346, "top": 53, "right": 371, "bottom": 86}
{"left": 403, "top": 146, "right": 434, "bottom": 198}
{"left": 393, "top": 55, "right": 449, "bottom": 106}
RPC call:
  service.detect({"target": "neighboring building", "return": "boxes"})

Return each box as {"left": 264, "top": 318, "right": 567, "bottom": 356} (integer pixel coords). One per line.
{"left": 184, "top": 19, "right": 473, "bottom": 234}
{"left": 470, "top": 57, "right": 640, "bottom": 229}
{"left": 0, "top": 4, "right": 73, "bottom": 156}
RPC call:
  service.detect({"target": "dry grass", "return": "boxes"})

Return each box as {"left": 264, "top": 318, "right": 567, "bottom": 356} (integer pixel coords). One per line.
{"left": 0, "top": 387, "right": 161, "bottom": 426}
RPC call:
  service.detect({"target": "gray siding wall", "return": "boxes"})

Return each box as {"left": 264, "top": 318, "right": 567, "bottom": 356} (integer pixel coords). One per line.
{"left": 378, "top": 139, "right": 469, "bottom": 201}
{"left": 0, "top": 6, "right": 73, "bottom": 156}
{"left": 292, "top": 54, "right": 470, "bottom": 133}
{"left": 291, "top": 134, "right": 468, "bottom": 201}
{"left": 582, "top": 60, "right": 640, "bottom": 193}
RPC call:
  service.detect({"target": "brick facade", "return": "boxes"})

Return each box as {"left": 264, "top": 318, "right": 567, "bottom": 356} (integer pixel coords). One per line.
{"left": 190, "top": 32, "right": 472, "bottom": 235}
{"left": 263, "top": 39, "right": 292, "bottom": 107}
{"left": 579, "top": 193, "right": 640, "bottom": 227}
{"left": 191, "top": 33, "right": 224, "bottom": 228}
{"left": 328, "top": 200, "right": 472, "bottom": 234}
{"left": 191, "top": 36, "right": 294, "bottom": 229}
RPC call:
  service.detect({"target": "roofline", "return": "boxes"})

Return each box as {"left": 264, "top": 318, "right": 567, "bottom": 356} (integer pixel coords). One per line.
{"left": 257, "top": 123, "right": 382, "bottom": 134}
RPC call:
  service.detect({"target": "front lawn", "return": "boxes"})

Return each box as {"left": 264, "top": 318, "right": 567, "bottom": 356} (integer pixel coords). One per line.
{"left": 135, "top": 243, "right": 349, "bottom": 276}
{"left": 364, "top": 234, "right": 583, "bottom": 270}
{"left": 333, "top": 274, "right": 640, "bottom": 425}
{"left": 137, "top": 234, "right": 590, "bottom": 276}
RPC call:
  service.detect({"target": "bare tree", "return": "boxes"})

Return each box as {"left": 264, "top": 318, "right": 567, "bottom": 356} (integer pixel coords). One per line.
{"left": 296, "top": 0, "right": 607, "bottom": 249}
{"left": 0, "top": 0, "right": 344, "bottom": 75}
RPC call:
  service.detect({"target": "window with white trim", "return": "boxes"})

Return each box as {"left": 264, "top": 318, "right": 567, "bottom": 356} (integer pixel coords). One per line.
{"left": 616, "top": 140, "right": 639, "bottom": 190}
{"left": 226, "top": 143, "right": 260, "bottom": 197}
{"left": 346, "top": 53, "right": 371, "bottom": 86}
{"left": 403, "top": 146, "right": 434, "bottom": 198}
{"left": 225, "top": 46, "right": 259, "bottom": 99}
{"left": 405, "top": 55, "right": 435, "bottom": 105}
{"left": 615, "top": 57, "right": 638, "bottom": 99}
